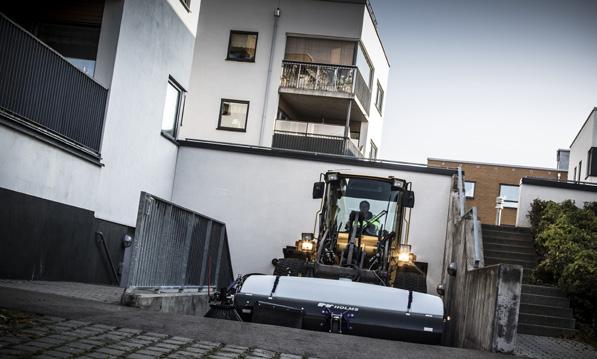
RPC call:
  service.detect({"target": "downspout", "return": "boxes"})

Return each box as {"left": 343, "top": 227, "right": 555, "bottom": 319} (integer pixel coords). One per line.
{"left": 258, "top": 6, "right": 281, "bottom": 146}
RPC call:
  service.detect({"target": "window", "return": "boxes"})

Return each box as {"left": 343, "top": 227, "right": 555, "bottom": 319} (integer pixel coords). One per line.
{"left": 574, "top": 167, "right": 577, "bottom": 181}
{"left": 369, "top": 140, "right": 378, "bottom": 159}
{"left": 579, "top": 161, "right": 582, "bottom": 181}
{"left": 355, "top": 44, "right": 373, "bottom": 87}
{"left": 161, "top": 78, "right": 185, "bottom": 138}
{"left": 284, "top": 37, "right": 355, "bottom": 65}
{"left": 587, "top": 148, "right": 597, "bottom": 178}
{"left": 499, "top": 184, "right": 519, "bottom": 208}
{"left": 375, "top": 80, "right": 384, "bottom": 113}
{"left": 226, "top": 31, "right": 258, "bottom": 62}
{"left": 179, "top": 0, "right": 191, "bottom": 11}
{"left": 464, "top": 181, "right": 475, "bottom": 199}
{"left": 218, "top": 99, "right": 249, "bottom": 131}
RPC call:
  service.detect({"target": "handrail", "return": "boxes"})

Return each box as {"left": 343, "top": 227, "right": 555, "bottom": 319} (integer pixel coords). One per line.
{"left": 282, "top": 59, "right": 357, "bottom": 69}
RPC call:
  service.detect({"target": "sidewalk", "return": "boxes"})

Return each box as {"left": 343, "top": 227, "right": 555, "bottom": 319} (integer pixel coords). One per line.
{"left": 0, "top": 283, "right": 507, "bottom": 359}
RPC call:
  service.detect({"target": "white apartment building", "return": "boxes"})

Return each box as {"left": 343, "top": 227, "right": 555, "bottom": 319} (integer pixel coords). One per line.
{"left": 568, "top": 107, "right": 597, "bottom": 183}
{"left": 178, "top": 0, "right": 390, "bottom": 158}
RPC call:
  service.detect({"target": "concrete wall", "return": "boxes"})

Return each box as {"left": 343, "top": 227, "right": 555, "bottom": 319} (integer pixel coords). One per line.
{"left": 0, "top": 126, "right": 101, "bottom": 211}
{"left": 179, "top": 0, "right": 388, "bottom": 155}
{"left": 516, "top": 181, "right": 597, "bottom": 227}
{"left": 94, "top": 0, "right": 200, "bottom": 226}
{"left": 568, "top": 108, "right": 597, "bottom": 182}
{"left": 0, "top": 0, "right": 200, "bottom": 228}
{"left": 171, "top": 143, "right": 454, "bottom": 293}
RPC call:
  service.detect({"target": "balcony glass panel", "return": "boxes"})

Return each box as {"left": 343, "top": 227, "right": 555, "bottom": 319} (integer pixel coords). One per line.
{"left": 285, "top": 37, "right": 355, "bottom": 66}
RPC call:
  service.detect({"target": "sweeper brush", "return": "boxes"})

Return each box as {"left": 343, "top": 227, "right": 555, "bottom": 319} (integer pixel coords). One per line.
{"left": 234, "top": 275, "right": 444, "bottom": 344}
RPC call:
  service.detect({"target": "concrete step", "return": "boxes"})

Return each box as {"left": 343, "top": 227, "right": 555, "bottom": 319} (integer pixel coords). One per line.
{"left": 484, "top": 256, "right": 536, "bottom": 269}
{"left": 519, "top": 303, "right": 574, "bottom": 318}
{"left": 481, "top": 224, "right": 531, "bottom": 233}
{"left": 483, "top": 249, "right": 537, "bottom": 262}
{"left": 521, "top": 293, "right": 570, "bottom": 308}
{"left": 482, "top": 231, "right": 533, "bottom": 242}
{"left": 517, "top": 323, "right": 576, "bottom": 337}
{"left": 483, "top": 242, "right": 536, "bottom": 255}
{"left": 521, "top": 284, "right": 564, "bottom": 297}
{"left": 483, "top": 237, "right": 535, "bottom": 249}
{"left": 518, "top": 313, "right": 576, "bottom": 329}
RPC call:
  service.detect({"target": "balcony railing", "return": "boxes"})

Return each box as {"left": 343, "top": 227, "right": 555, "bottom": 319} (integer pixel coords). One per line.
{"left": 281, "top": 60, "right": 371, "bottom": 115}
{"left": 273, "top": 120, "right": 363, "bottom": 158}
{"left": 0, "top": 14, "right": 108, "bottom": 155}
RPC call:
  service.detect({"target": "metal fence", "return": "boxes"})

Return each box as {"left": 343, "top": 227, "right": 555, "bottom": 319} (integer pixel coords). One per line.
{"left": 0, "top": 14, "right": 108, "bottom": 154}
{"left": 272, "top": 130, "right": 363, "bottom": 158}
{"left": 280, "top": 60, "right": 355, "bottom": 93}
{"left": 121, "top": 192, "right": 234, "bottom": 289}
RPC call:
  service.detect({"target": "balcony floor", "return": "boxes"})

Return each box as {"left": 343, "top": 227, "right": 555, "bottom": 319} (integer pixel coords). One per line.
{"left": 278, "top": 91, "right": 368, "bottom": 123}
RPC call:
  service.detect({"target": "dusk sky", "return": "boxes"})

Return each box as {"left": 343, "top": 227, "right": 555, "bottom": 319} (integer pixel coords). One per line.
{"left": 371, "top": 0, "right": 597, "bottom": 168}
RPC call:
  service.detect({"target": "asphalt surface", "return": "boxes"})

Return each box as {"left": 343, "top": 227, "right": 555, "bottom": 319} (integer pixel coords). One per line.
{"left": 0, "top": 286, "right": 508, "bottom": 359}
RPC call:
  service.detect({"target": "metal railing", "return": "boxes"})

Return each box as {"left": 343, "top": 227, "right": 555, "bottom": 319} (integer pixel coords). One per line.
{"left": 121, "top": 192, "right": 234, "bottom": 290}
{"left": 0, "top": 14, "right": 108, "bottom": 154}
{"left": 272, "top": 130, "right": 363, "bottom": 158}
{"left": 280, "top": 60, "right": 372, "bottom": 114}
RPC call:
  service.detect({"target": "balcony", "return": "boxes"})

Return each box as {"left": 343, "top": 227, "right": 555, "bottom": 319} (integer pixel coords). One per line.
{"left": 0, "top": 14, "right": 108, "bottom": 159}
{"left": 280, "top": 61, "right": 371, "bottom": 117}
{"left": 272, "top": 120, "right": 363, "bottom": 158}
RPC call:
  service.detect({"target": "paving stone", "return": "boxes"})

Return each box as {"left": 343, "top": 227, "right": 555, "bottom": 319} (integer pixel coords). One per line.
{"left": 13, "top": 343, "right": 42, "bottom": 352}
{"left": 127, "top": 354, "right": 156, "bottom": 359}
{"left": 134, "top": 335, "right": 161, "bottom": 342}
{"left": 36, "top": 336, "right": 70, "bottom": 345}
{"left": 144, "top": 332, "right": 169, "bottom": 339}
{"left": 167, "top": 351, "right": 204, "bottom": 358}
{"left": 280, "top": 354, "right": 303, "bottom": 359}
{"left": 40, "top": 350, "right": 73, "bottom": 358}
{"left": 155, "top": 342, "right": 182, "bottom": 350}
{"left": 249, "top": 348, "right": 277, "bottom": 358}
{"left": 143, "top": 345, "right": 172, "bottom": 353}
{"left": 209, "top": 354, "right": 243, "bottom": 359}
{"left": 0, "top": 336, "right": 25, "bottom": 344}
{"left": 0, "top": 347, "right": 29, "bottom": 356}
{"left": 65, "top": 340, "right": 97, "bottom": 350}
{"left": 117, "top": 328, "right": 143, "bottom": 335}
{"left": 183, "top": 346, "right": 210, "bottom": 354}
{"left": 135, "top": 348, "right": 171, "bottom": 356}
{"left": 89, "top": 324, "right": 117, "bottom": 330}
{"left": 27, "top": 340, "right": 58, "bottom": 349}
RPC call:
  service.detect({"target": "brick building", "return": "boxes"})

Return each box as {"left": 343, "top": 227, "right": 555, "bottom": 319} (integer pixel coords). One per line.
{"left": 427, "top": 158, "right": 567, "bottom": 225}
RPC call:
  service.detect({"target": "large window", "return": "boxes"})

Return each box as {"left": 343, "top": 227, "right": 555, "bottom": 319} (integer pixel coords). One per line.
{"left": 226, "top": 31, "right": 258, "bottom": 62}
{"left": 355, "top": 44, "right": 373, "bottom": 87}
{"left": 464, "top": 181, "right": 475, "bottom": 199}
{"left": 284, "top": 37, "right": 355, "bottom": 65}
{"left": 218, "top": 99, "right": 249, "bottom": 131}
{"left": 587, "top": 147, "right": 597, "bottom": 178}
{"left": 499, "top": 184, "right": 519, "bottom": 208}
{"left": 161, "top": 78, "right": 185, "bottom": 138}
{"left": 369, "top": 140, "right": 378, "bottom": 159}
{"left": 375, "top": 80, "right": 384, "bottom": 113}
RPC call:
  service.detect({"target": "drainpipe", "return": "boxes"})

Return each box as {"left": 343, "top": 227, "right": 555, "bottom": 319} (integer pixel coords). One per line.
{"left": 344, "top": 100, "right": 352, "bottom": 138}
{"left": 258, "top": 6, "right": 281, "bottom": 146}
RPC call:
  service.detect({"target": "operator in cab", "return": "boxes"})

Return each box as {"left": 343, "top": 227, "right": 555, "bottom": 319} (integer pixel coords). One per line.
{"left": 346, "top": 200, "right": 381, "bottom": 236}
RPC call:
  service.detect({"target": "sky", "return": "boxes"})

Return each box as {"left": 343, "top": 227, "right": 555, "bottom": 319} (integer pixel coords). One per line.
{"left": 371, "top": 0, "right": 597, "bottom": 168}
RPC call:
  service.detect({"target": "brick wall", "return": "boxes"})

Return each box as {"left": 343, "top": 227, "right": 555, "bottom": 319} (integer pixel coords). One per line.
{"left": 427, "top": 159, "right": 567, "bottom": 225}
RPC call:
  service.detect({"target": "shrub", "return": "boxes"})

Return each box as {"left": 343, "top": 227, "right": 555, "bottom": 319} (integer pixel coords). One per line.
{"left": 527, "top": 199, "right": 597, "bottom": 332}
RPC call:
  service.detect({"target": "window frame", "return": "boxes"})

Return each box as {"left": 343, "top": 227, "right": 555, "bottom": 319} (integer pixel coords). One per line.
{"left": 226, "top": 30, "right": 259, "bottom": 63}
{"left": 587, "top": 147, "right": 597, "bottom": 178}
{"left": 375, "top": 80, "right": 384, "bottom": 114}
{"left": 217, "top": 98, "right": 250, "bottom": 132}
{"left": 160, "top": 76, "right": 186, "bottom": 141}
{"left": 179, "top": 0, "right": 191, "bottom": 12}
{"left": 579, "top": 161, "right": 582, "bottom": 181}
{"left": 464, "top": 181, "right": 476, "bottom": 199}
{"left": 499, "top": 183, "right": 520, "bottom": 208}
{"left": 369, "top": 140, "right": 378, "bottom": 159}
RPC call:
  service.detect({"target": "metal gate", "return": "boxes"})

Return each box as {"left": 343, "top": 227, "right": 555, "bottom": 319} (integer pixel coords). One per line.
{"left": 121, "top": 192, "right": 234, "bottom": 289}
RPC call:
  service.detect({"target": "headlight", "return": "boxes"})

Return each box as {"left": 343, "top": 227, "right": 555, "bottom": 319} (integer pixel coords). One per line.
{"left": 296, "top": 239, "right": 316, "bottom": 253}
{"left": 398, "top": 244, "right": 412, "bottom": 262}
{"left": 325, "top": 172, "right": 339, "bottom": 182}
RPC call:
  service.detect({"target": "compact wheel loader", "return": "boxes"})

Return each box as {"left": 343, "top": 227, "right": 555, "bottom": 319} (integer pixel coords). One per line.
{"left": 207, "top": 171, "right": 445, "bottom": 344}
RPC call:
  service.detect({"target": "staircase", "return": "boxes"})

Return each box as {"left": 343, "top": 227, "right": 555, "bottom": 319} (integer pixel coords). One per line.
{"left": 482, "top": 224, "right": 576, "bottom": 337}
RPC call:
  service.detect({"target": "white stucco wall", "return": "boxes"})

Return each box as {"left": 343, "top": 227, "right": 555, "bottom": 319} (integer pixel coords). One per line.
{"left": 179, "top": 0, "right": 388, "bottom": 154}
{"left": 0, "top": 126, "right": 101, "bottom": 210}
{"left": 359, "top": 8, "right": 389, "bottom": 156}
{"left": 0, "top": 0, "right": 200, "bottom": 227}
{"left": 568, "top": 109, "right": 596, "bottom": 182}
{"left": 94, "top": 0, "right": 200, "bottom": 226}
{"left": 516, "top": 183, "right": 597, "bottom": 227}
{"left": 171, "top": 145, "right": 453, "bottom": 293}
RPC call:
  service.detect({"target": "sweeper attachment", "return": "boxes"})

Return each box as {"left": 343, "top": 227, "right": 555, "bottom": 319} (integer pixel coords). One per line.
{"left": 234, "top": 274, "right": 444, "bottom": 344}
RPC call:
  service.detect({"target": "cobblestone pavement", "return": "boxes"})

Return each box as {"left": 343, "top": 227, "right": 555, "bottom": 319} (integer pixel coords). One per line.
{"left": 515, "top": 333, "right": 597, "bottom": 359}
{"left": 0, "top": 280, "right": 124, "bottom": 304}
{"left": 0, "top": 310, "right": 312, "bottom": 359}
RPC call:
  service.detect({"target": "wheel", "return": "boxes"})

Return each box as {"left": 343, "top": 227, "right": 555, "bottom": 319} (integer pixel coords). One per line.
{"left": 394, "top": 269, "right": 427, "bottom": 293}
{"left": 273, "top": 258, "right": 306, "bottom": 276}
